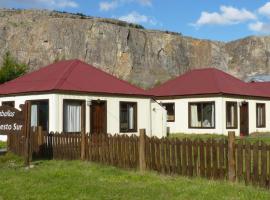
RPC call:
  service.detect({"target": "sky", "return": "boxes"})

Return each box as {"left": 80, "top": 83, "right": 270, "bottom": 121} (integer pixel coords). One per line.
{"left": 1, "top": 0, "right": 270, "bottom": 41}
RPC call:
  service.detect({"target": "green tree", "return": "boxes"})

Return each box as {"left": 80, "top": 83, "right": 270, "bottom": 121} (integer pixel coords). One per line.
{"left": 0, "top": 52, "right": 28, "bottom": 84}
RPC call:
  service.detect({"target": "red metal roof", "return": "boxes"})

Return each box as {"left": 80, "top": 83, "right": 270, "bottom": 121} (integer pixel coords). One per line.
{"left": 0, "top": 59, "right": 148, "bottom": 96}
{"left": 149, "top": 68, "right": 269, "bottom": 98}
{"left": 249, "top": 82, "right": 270, "bottom": 96}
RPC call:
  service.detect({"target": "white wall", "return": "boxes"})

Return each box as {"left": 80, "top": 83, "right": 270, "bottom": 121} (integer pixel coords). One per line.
{"left": 150, "top": 100, "right": 167, "bottom": 138}
{"left": 222, "top": 97, "right": 270, "bottom": 135}
{"left": 55, "top": 93, "right": 152, "bottom": 136}
{"left": 158, "top": 96, "right": 270, "bottom": 136}
{"left": 0, "top": 93, "right": 167, "bottom": 137}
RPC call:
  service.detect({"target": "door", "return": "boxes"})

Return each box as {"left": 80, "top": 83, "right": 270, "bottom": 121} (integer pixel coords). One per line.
{"left": 90, "top": 101, "right": 107, "bottom": 134}
{"left": 240, "top": 102, "right": 249, "bottom": 136}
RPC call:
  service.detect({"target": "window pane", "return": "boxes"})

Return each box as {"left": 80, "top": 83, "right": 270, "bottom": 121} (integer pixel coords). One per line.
{"left": 120, "top": 104, "right": 128, "bottom": 130}
{"left": 226, "top": 102, "right": 237, "bottom": 128}
{"left": 30, "top": 101, "right": 49, "bottom": 131}
{"left": 64, "top": 101, "right": 81, "bottom": 132}
{"left": 120, "top": 102, "right": 137, "bottom": 132}
{"left": 257, "top": 104, "right": 265, "bottom": 127}
{"left": 31, "top": 104, "right": 38, "bottom": 127}
{"left": 202, "top": 103, "right": 214, "bottom": 127}
{"left": 189, "top": 102, "right": 215, "bottom": 128}
{"left": 162, "top": 103, "right": 175, "bottom": 122}
{"left": 190, "top": 104, "right": 201, "bottom": 127}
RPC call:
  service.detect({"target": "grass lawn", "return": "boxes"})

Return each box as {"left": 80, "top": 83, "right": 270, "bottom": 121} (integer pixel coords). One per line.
{"left": 0, "top": 141, "right": 6, "bottom": 149}
{"left": 169, "top": 133, "right": 270, "bottom": 144}
{"left": 0, "top": 153, "right": 270, "bottom": 200}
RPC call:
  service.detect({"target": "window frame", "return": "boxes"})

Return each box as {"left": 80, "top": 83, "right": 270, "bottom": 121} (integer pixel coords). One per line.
{"left": 119, "top": 101, "right": 138, "bottom": 133}
{"left": 1, "top": 101, "right": 15, "bottom": 107}
{"left": 29, "top": 99, "right": 49, "bottom": 131}
{"left": 256, "top": 103, "right": 266, "bottom": 128}
{"left": 162, "top": 103, "right": 175, "bottom": 122}
{"left": 226, "top": 101, "right": 238, "bottom": 129}
{"left": 63, "top": 99, "right": 86, "bottom": 133}
{"left": 188, "top": 101, "right": 215, "bottom": 129}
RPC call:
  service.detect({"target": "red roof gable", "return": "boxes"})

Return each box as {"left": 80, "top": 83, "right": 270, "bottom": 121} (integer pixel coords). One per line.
{"left": 149, "top": 68, "right": 269, "bottom": 98}
{"left": 0, "top": 59, "right": 148, "bottom": 96}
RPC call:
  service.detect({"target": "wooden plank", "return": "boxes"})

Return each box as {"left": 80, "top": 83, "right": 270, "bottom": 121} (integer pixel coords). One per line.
{"left": 237, "top": 140, "right": 243, "bottom": 181}
{"left": 253, "top": 141, "right": 259, "bottom": 185}
{"left": 218, "top": 139, "right": 225, "bottom": 179}
{"left": 182, "top": 138, "right": 187, "bottom": 176}
{"left": 212, "top": 139, "right": 218, "bottom": 179}
{"left": 171, "top": 139, "right": 176, "bottom": 174}
{"left": 193, "top": 140, "right": 199, "bottom": 177}
{"left": 176, "top": 139, "right": 182, "bottom": 175}
{"left": 156, "top": 138, "right": 161, "bottom": 172}
{"left": 260, "top": 141, "right": 267, "bottom": 188}
{"left": 206, "top": 139, "right": 211, "bottom": 179}
{"left": 187, "top": 139, "right": 193, "bottom": 177}
{"left": 228, "top": 132, "right": 236, "bottom": 182}
{"left": 199, "top": 140, "right": 205, "bottom": 177}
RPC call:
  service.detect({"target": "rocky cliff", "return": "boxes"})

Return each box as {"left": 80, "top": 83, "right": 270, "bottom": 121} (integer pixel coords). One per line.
{"left": 0, "top": 9, "right": 270, "bottom": 89}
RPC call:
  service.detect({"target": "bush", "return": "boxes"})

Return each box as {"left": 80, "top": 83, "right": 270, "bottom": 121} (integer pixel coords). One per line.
{"left": 0, "top": 52, "right": 28, "bottom": 84}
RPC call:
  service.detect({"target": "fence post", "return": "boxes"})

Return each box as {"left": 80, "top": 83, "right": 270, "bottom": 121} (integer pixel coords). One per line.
{"left": 24, "top": 101, "right": 31, "bottom": 167}
{"left": 81, "top": 131, "right": 86, "bottom": 160}
{"left": 228, "top": 131, "right": 236, "bottom": 182}
{"left": 139, "top": 129, "right": 146, "bottom": 172}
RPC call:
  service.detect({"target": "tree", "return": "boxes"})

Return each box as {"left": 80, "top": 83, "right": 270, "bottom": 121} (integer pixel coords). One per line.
{"left": 0, "top": 52, "right": 28, "bottom": 84}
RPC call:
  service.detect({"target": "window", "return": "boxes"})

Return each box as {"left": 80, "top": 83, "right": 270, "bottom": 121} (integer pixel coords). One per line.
{"left": 1, "top": 101, "right": 15, "bottom": 107}
{"left": 226, "top": 102, "right": 238, "bottom": 129}
{"left": 120, "top": 102, "right": 137, "bottom": 132}
{"left": 256, "top": 103, "right": 266, "bottom": 128}
{"left": 162, "top": 103, "right": 175, "bottom": 122}
{"left": 31, "top": 100, "right": 49, "bottom": 131}
{"left": 63, "top": 100, "right": 85, "bottom": 133}
{"left": 189, "top": 102, "right": 215, "bottom": 128}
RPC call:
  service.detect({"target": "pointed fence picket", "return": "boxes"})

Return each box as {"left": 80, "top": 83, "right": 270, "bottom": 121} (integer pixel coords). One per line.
{"left": 7, "top": 130, "right": 270, "bottom": 189}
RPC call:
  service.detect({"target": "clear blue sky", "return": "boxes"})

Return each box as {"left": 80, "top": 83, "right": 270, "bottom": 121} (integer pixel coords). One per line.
{"left": 1, "top": 0, "right": 270, "bottom": 41}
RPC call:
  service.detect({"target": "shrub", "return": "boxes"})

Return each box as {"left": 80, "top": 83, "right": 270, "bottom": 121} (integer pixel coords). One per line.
{"left": 0, "top": 52, "right": 28, "bottom": 84}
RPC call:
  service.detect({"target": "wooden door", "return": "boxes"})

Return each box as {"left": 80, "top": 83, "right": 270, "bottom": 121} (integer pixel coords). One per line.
{"left": 91, "top": 101, "right": 107, "bottom": 134}
{"left": 240, "top": 102, "right": 249, "bottom": 136}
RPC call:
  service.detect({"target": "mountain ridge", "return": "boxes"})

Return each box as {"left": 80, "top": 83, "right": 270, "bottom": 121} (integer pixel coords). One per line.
{"left": 0, "top": 9, "right": 270, "bottom": 89}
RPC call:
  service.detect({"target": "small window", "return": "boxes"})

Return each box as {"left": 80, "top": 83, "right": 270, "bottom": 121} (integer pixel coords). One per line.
{"left": 1, "top": 101, "right": 15, "bottom": 107}
{"left": 189, "top": 102, "right": 215, "bottom": 128}
{"left": 120, "top": 102, "right": 137, "bottom": 132}
{"left": 31, "top": 100, "right": 49, "bottom": 131}
{"left": 256, "top": 103, "right": 266, "bottom": 128}
{"left": 63, "top": 100, "right": 85, "bottom": 133}
{"left": 226, "top": 102, "right": 237, "bottom": 129}
{"left": 162, "top": 103, "right": 175, "bottom": 122}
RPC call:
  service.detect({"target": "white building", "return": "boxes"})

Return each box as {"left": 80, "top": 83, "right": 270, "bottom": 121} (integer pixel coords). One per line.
{"left": 0, "top": 60, "right": 167, "bottom": 141}
{"left": 1, "top": 60, "right": 270, "bottom": 141}
{"left": 149, "top": 68, "right": 270, "bottom": 136}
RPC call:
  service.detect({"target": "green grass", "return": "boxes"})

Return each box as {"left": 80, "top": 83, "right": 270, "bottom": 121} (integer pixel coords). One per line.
{"left": 0, "top": 141, "right": 6, "bottom": 149}
{"left": 169, "top": 133, "right": 226, "bottom": 141}
{"left": 169, "top": 133, "right": 270, "bottom": 144}
{"left": 0, "top": 154, "right": 270, "bottom": 200}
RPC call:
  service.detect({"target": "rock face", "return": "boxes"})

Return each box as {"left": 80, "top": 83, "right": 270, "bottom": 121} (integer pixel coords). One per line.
{"left": 1, "top": 9, "right": 270, "bottom": 89}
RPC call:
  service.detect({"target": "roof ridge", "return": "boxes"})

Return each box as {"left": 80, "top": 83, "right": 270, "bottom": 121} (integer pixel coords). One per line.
{"left": 54, "top": 60, "right": 79, "bottom": 89}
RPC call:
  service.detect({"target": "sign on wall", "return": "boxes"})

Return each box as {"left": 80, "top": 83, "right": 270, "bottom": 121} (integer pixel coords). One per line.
{"left": 0, "top": 105, "right": 24, "bottom": 135}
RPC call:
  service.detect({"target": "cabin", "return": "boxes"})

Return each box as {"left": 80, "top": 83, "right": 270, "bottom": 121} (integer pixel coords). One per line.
{"left": 149, "top": 68, "right": 270, "bottom": 136}
{"left": 0, "top": 60, "right": 167, "bottom": 141}
{"left": 1, "top": 60, "right": 270, "bottom": 141}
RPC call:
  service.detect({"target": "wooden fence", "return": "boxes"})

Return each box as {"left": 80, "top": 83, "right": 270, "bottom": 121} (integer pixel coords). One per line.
{"left": 7, "top": 129, "right": 270, "bottom": 189}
